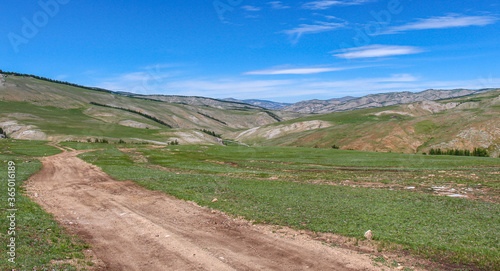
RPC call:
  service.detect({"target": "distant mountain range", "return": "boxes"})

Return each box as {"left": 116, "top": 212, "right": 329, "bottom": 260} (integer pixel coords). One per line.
{"left": 224, "top": 90, "right": 494, "bottom": 114}
{"left": 224, "top": 98, "right": 292, "bottom": 110}
{"left": 112, "top": 87, "right": 496, "bottom": 115}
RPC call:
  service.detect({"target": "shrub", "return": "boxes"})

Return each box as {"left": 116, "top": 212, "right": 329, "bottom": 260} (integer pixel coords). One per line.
{"left": 201, "top": 129, "right": 221, "bottom": 138}
{"left": 472, "top": 147, "right": 489, "bottom": 157}
{"left": 168, "top": 140, "right": 179, "bottom": 145}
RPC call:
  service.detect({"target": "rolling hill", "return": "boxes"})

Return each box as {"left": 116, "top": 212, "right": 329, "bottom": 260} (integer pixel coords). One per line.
{"left": 1, "top": 72, "right": 499, "bottom": 157}
{"left": 0, "top": 73, "right": 303, "bottom": 144}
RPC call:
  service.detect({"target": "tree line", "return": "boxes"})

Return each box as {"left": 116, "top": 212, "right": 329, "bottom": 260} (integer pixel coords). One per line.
{"left": 197, "top": 112, "right": 227, "bottom": 126}
{"left": 90, "top": 102, "right": 173, "bottom": 128}
{"left": 427, "top": 148, "right": 489, "bottom": 157}
{"left": 200, "top": 129, "right": 222, "bottom": 138}
{"left": 0, "top": 70, "right": 112, "bottom": 94}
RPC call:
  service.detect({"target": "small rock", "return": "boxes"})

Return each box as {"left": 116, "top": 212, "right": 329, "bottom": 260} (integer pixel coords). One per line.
{"left": 364, "top": 230, "right": 373, "bottom": 240}
{"left": 211, "top": 198, "right": 218, "bottom": 203}
{"left": 397, "top": 266, "right": 404, "bottom": 270}
{"left": 447, "top": 194, "right": 468, "bottom": 198}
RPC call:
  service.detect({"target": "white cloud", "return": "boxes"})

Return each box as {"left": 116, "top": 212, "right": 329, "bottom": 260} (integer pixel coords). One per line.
{"left": 283, "top": 21, "right": 346, "bottom": 43}
{"left": 241, "top": 5, "right": 261, "bottom": 11}
{"left": 333, "top": 45, "right": 424, "bottom": 59}
{"left": 55, "top": 74, "right": 68, "bottom": 81}
{"left": 303, "top": 0, "right": 371, "bottom": 10}
{"left": 244, "top": 66, "right": 367, "bottom": 75}
{"left": 324, "top": 15, "right": 345, "bottom": 21}
{"left": 382, "top": 14, "right": 498, "bottom": 34}
{"left": 141, "top": 63, "right": 179, "bottom": 70}
{"left": 267, "top": 1, "right": 290, "bottom": 9}
{"left": 96, "top": 65, "right": 182, "bottom": 94}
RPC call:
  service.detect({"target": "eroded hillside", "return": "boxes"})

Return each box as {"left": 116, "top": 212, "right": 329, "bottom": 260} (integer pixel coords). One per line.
{"left": 233, "top": 90, "right": 500, "bottom": 156}
{"left": 0, "top": 74, "right": 303, "bottom": 144}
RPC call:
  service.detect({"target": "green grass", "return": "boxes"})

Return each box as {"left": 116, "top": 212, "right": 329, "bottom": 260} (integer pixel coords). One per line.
{"left": 0, "top": 140, "right": 89, "bottom": 270}
{"left": 78, "top": 144, "right": 500, "bottom": 270}
{"left": 0, "top": 101, "right": 173, "bottom": 140}
{"left": 415, "top": 120, "right": 439, "bottom": 135}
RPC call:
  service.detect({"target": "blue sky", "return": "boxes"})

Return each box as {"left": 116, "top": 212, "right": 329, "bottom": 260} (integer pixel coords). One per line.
{"left": 1, "top": 0, "right": 499, "bottom": 102}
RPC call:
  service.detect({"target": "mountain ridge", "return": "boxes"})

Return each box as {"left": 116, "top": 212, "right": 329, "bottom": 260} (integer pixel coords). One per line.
{"left": 2, "top": 70, "right": 496, "bottom": 114}
{"left": 224, "top": 98, "right": 292, "bottom": 110}
{"left": 281, "top": 89, "right": 494, "bottom": 114}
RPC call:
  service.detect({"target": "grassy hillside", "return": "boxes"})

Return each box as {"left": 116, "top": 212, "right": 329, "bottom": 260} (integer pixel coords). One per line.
{"left": 0, "top": 74, "right": 303, "bottom": 144}
{"left": 1, "top": 73, "right": 499, "bottom": 155}
{"left": 233, "top": 90, "right": 500, "bottom": 156}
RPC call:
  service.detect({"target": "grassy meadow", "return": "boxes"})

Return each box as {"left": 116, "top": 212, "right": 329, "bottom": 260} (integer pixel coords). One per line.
{"left": 61, "top": 141, "right": 500, "bottom": 270}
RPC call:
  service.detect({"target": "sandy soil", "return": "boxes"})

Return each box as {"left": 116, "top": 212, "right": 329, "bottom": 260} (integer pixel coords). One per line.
{"left": 26, "top": 148, "right": 383, "bottom": 271}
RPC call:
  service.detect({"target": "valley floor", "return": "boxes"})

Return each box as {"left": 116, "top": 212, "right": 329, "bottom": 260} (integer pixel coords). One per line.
{"left": 26, "top": 147, "right": 381, "bottom": 270}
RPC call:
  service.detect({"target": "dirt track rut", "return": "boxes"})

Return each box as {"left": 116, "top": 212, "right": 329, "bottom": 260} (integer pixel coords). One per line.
{"left": 26, "top": 149, "right": 381, "bottom": 270}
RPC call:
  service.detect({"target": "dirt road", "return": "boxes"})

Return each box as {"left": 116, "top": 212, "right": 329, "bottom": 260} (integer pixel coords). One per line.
{"left": 26, "top": 149, "right": 381, "bottom": 270}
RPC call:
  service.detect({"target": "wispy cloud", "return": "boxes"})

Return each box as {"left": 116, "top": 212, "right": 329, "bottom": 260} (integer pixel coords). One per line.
{"left": 267, "top": 1, "right": 291, "bottom": 9}
{"left": 55, "top": 74, "right": 68, "bottom": 81}
{"left": 165, "top": 79, "right": 293, "bottom": 95}
{"left": 283, "top": 21, "right": 346, "bottom": 43}
{"left": 169, "top": 74, "right": 421, "bottom": 100}
{"left": 241, "top": 5, "right": 261, "bottom": 11}
{"left": 324, "top": 15, "right": 346, "bottom": 21}
{"left": 96, "top": 65, "right": 182, "bottom": 94}
{"left": 307, "top": 74, "right": 419, "bottom": 90}
{"left": 303, "top": 0, "right": 372, "bottom": 10}
{"left": 244, "top": 66, "right": 365, "bottom": 75}
{"left": 382, "top": 14, "right": 498, "bottom": 34}
{"left": 141, "top": 63, "right": 179, "bottom": 70}
{"left": 95, "top": 68, "right": 500, "bottom": 101}
{"left": 333, "top": 45, "right": 424, "bottom": 59}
